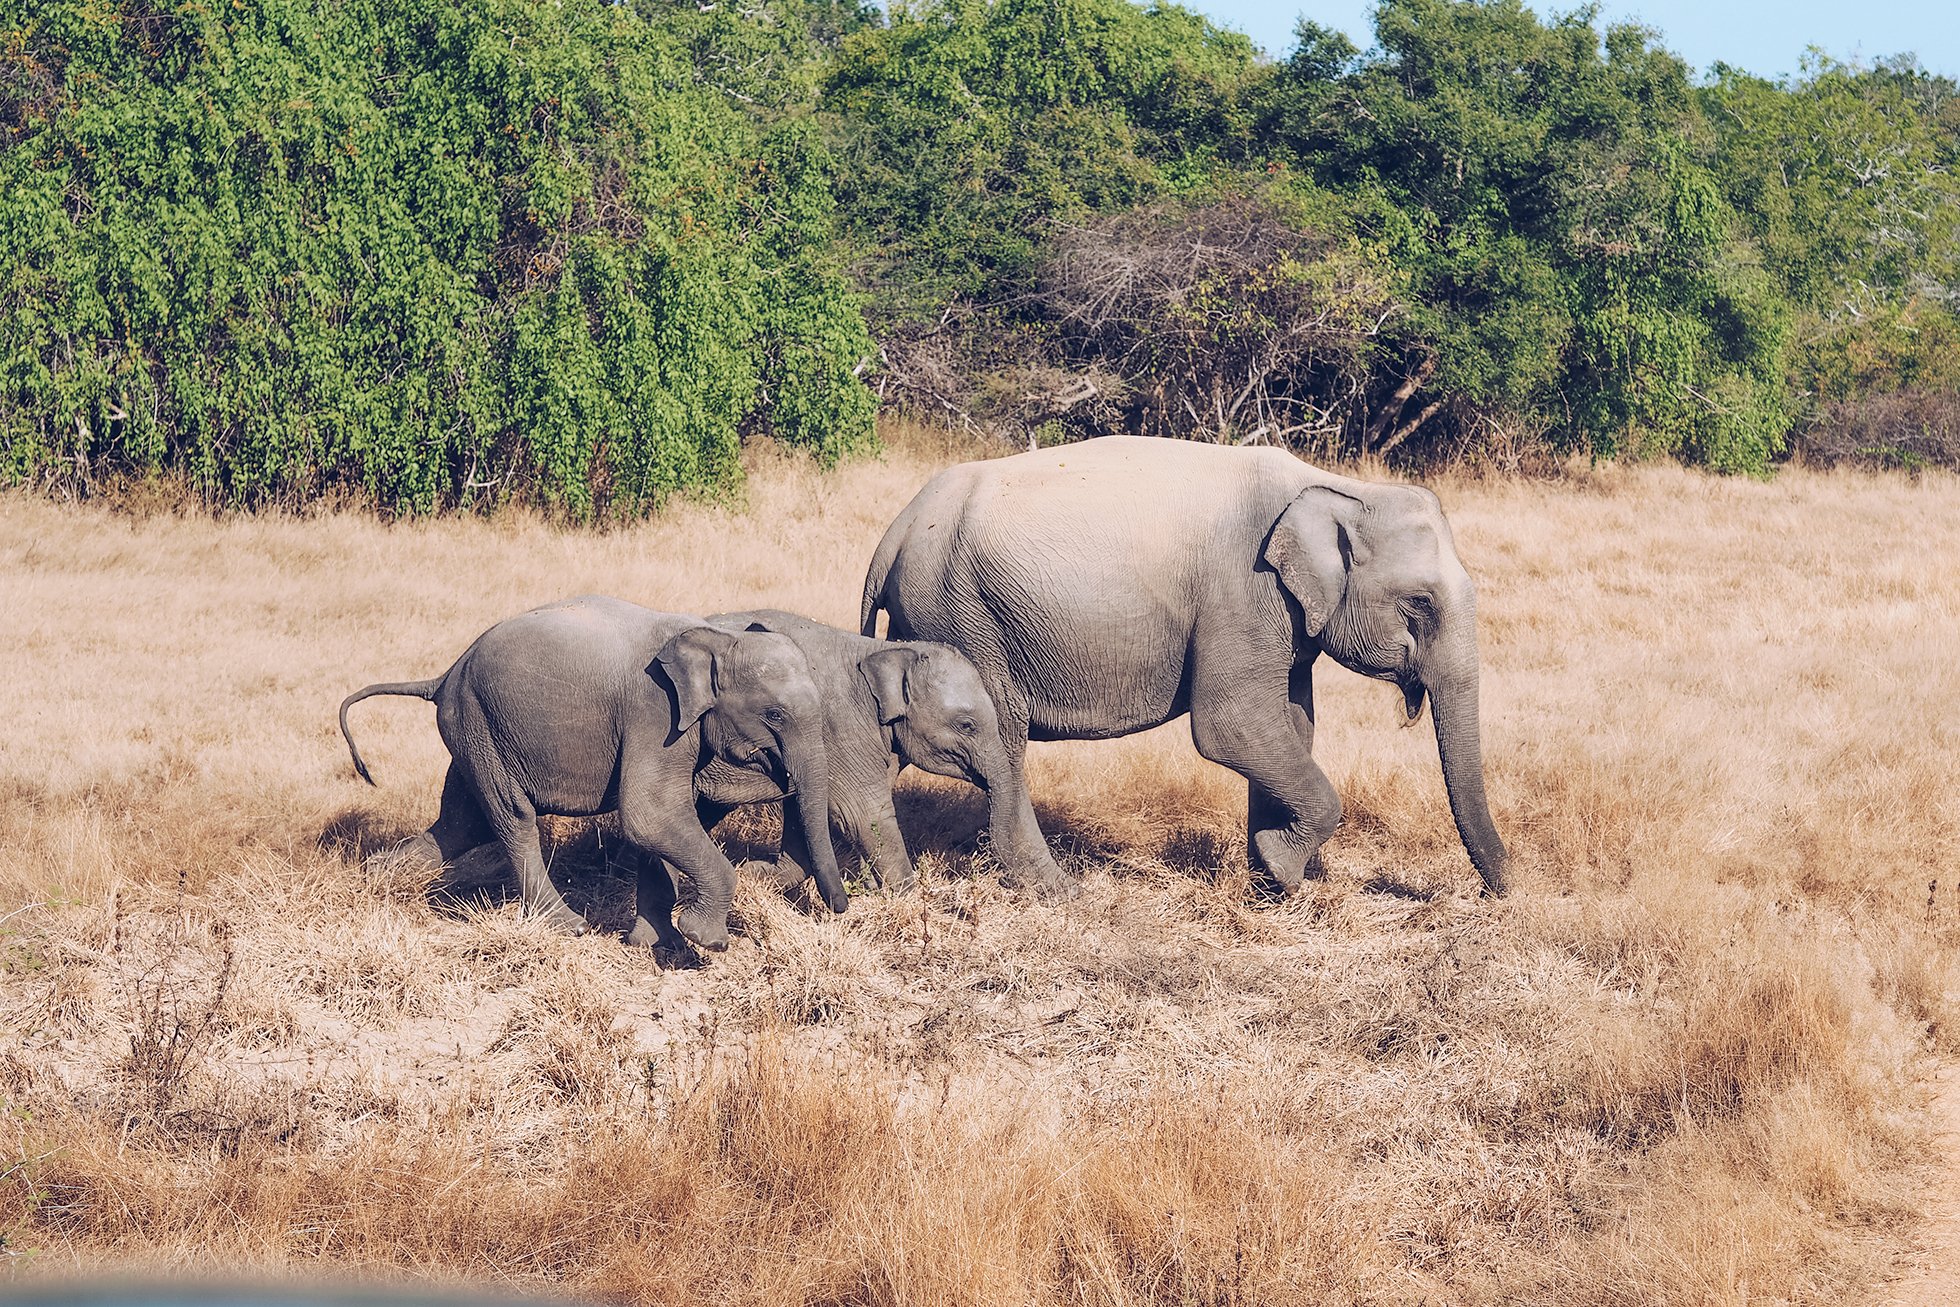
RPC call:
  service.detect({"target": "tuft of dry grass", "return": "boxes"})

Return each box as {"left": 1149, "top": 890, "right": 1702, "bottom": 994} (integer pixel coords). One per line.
{"left": 1, "top": 425, "right": 1957, "bottom": 1303}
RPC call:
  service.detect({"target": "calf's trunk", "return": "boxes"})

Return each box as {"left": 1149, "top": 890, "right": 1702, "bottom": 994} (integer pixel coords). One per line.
{"left": 786, "top": 732, "right": 850, "bottom": 914}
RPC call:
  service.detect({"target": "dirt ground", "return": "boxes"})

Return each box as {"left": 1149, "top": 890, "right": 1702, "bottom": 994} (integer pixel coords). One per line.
{"left": 2, "top": 435, "right": 1957, "bottom": 1304}
{"left": 1886, "top": 1065, "right": 1960, "bottom": 1307}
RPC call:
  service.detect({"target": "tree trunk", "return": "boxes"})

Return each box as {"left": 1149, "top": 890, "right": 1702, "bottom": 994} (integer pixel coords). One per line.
{"left": 1363, "top": 354, "right": 1437, "bottom": 453}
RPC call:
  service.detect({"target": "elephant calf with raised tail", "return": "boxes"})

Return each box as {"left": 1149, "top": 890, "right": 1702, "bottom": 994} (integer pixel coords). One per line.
{"left": 671, "top": 609, "right": 1028, "bottom": 900}
{"left": 337, "top": 595, "right": 848, "bottom": 953}
{"left": 860, "top": 435, "right": 1509, "bottom": 897}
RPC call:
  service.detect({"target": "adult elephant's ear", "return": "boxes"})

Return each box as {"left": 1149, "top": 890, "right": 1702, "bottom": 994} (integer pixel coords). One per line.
{"left": 861, "top": 647, "right": 921, "bottom": 725}
{"left": 1265, "top": 486, "right": 1365, "bottom": 637}
{"left": 654, "top": 626, "right": 740, "bottom": 731}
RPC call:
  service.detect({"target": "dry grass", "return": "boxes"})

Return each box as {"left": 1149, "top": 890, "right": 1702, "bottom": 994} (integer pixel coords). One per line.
{"left": 2, "top": 425, "right": 1958, "bottom": 1304}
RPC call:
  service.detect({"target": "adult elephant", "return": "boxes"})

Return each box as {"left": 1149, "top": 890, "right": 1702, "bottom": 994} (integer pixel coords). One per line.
{"left": 859, "top": 435, "right": 1508, "bottom": 896}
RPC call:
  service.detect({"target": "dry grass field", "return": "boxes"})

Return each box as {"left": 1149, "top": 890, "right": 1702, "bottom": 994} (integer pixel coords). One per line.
{"left": 2, "top": 427, "right": 1958, "bottom": 1304}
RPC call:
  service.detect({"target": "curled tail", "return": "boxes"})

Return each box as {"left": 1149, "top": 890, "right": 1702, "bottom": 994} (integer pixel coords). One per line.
{"left": 338, "top": 678, "right": 443, "bottom": 785}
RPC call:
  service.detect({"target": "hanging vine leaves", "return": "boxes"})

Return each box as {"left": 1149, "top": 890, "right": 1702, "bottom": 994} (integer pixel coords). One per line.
{"left": 0, "top": 0, "right": 876, "bottom": 517}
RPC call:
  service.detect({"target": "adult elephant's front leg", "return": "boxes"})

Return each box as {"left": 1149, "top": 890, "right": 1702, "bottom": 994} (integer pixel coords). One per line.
{"left": 984, "top": 682, "right": 1076, "bottom": 900}
{"left": 1193, "top": 668, "right": 1341, "bottom": 895}
{"left": 1247, "top": 774, "right": 1339, "bottom": 892}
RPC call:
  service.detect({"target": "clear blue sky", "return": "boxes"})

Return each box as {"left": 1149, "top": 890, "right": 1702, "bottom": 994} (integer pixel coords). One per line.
{"left": 1192, "top": 1, "right": 1959, "bottom": 80}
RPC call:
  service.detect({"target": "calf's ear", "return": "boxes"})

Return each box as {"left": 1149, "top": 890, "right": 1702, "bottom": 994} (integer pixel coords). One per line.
{"left": 654, "top": 626, "right": 740, "bottom": 730}
{"left": 861, "top": 647, "right": 923, "bottom": 725}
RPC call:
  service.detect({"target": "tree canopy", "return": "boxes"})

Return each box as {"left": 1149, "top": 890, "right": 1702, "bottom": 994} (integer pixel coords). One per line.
{"left": 3, "top": 0, "right": 1955, "bottom": 513}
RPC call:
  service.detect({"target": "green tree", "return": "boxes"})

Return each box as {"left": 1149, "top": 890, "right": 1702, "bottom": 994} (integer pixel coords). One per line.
{"left": 822, "top": 0, "right": 1258, "bottom": 320}
{"left": 0, "top": 0, "right": 876, "bottom": 516}
{"left": 1262, "top": 0, "right": 1794, "bottom": 468}
{"left": 1703, "top": 56, "right": 1960, "bottom": 426}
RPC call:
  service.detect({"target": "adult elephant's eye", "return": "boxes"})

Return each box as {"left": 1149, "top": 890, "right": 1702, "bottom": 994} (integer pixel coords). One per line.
{"left": 764, "top": 707, "right": 787, "bottom": 729}
{"left": 958, "top": 717, "right": 978, "bottom": 735}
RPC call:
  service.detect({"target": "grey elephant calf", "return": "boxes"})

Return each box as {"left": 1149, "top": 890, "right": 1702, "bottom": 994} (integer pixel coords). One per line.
{"left": 678, "top": 609, "right": 1026, "bottom": 897}
{"left": 337, "top": 595, "right": 847, "bottom": 952}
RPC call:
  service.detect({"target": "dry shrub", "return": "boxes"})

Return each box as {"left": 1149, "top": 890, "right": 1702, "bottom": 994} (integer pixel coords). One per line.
{"left": 1038, "top": 194, "right": 1401, "bottom": 450}
{"left": 1, "top": 1050, "right": 1394, "bottom": 1304}
{"left": 1802, "top": 388, "right": 1960, "bottom": 471}
{"left": 1054, "top": 1100, "right": 1381, "bottom": 1305}
{"left": 1537, "top": 897, "right": 1888, "bottom": 1147}
{"left": 0, "top": 432, "right": 1956, "bottom": 1304}
{"left": 490, "top": 965, "right": 628, "bottom": 1107}
{"left": 724, "top": 882, "right": 892, "bottom": 1027}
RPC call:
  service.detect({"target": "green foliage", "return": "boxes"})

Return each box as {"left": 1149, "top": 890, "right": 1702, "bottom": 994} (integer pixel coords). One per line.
{"left": 842, "top": 0, "right": 1950, "bottom": 475}
{"left": 748, "top": 122, "right": 878, "bottom": 462}
{"left": 1702, "top": 55, "right": 1960, "bottom": 457}
{"left": 0, "top": 0, "right": 875, "bottom": 516}
{"left": 822, "top": 0, "right": 1259, "bottom": 317}
{"left": 1256, "top": 0, "right": 1794, "bottom": 469}
{"left": 4, "top": 0, "right": 1953, "bottom": 504}
{"left": 1703, "top": 57, "right": 1960, "bottom": 309}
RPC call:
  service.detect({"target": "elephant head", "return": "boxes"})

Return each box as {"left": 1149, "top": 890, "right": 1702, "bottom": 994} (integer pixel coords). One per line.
{"left": 860, "top": 643, "right": 1012, "bottom": 791}
{"left": 656, "top": 626, "right": 850, "bottom": 914}
{"left": 1264, "top": 483, "right": 1509, "bottom": 894}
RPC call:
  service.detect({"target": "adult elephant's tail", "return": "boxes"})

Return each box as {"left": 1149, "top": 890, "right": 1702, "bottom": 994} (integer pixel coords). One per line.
{"left": 864, "top": 465, "right": 972, "bottom": 637}
{"left": 338, "top": 678, "right": 443, "bottom": 785}
{"left": 860, "top": 511, "right": 912, "bottom": 638}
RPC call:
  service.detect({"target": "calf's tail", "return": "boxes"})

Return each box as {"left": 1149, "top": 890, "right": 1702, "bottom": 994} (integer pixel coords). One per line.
{"left": 338, "top": 678, "right": 443, "bottom": 786}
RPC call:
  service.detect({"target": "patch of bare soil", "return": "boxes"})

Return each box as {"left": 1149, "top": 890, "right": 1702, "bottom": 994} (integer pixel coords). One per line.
{"left": 1887, "top": 1064, "right": 1960, "bottom": 1307}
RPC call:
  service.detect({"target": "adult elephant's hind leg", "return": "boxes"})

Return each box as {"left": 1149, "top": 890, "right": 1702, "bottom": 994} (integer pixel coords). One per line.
{"left": 1192, "top": 671, "right": 1340, "bottom": 895}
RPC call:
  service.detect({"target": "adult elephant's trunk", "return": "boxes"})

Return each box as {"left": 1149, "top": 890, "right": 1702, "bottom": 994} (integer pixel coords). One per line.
{"left": 1427, "top": 662, "right": 1509, "bottom": 895}
{"left": 785, "top": 731, "right": 850, "bottom": 914}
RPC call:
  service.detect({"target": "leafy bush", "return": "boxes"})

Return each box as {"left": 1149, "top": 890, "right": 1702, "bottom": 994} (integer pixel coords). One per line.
{"left": 5, "top": 0, "right": 1955, "bottom": 506}
{"left": 822, "top": 0, "right": 1260, "bottom": 323}
{"left": 839, "top": 0, "right": 1954, "bottom": 476}
{"left": 0, "top": 0, "right": 876, "bottom": 517}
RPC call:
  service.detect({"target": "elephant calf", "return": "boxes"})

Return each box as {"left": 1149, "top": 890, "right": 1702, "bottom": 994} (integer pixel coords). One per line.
{"left": 337, "top": 595, "right": 847, "bottom": 952}
{"left": 675, "top": 609, "right": 1032, "bottom": 898}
